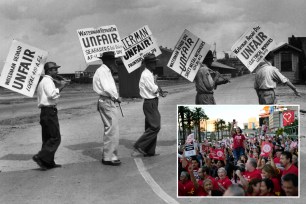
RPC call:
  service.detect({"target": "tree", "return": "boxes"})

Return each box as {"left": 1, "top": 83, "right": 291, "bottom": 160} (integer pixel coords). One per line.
{"left": 219, "top": 119, "right": 226, "bottom": 140}
{"left": 192, "top": 107, "right": 207, "bottom": 143}
{"left": 178, "top": 106, "right": 188, "bottom": 141}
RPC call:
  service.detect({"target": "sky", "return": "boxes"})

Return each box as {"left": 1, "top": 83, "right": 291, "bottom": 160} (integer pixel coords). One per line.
{"left": 1, "top": 0, "right": 306, "bottom": 73}
{"left": 186, "top": 105, "right": 265, "bottom": 127}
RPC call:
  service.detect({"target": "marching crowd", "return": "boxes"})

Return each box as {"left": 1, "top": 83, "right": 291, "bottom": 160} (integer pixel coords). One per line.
{"left": 178, "top": 121, "right": 299, "bottom": 197}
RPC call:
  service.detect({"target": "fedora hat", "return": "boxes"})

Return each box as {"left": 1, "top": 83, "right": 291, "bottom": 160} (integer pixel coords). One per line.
{"left": 98, "top": 51, "right": 116, "bottom": 60}
{"left": 44, "top": 62, "right": 61, "bottom": 71}
{"left": 144, "top": 53, "right": 159, "bottom": 63}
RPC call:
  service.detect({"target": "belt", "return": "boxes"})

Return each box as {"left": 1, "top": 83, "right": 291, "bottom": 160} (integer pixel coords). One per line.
{"left": 41, "top": 105, "right": 57, "bottom": 109}
{"left": 100, "top": 95, "right": 112, "bottom": 100}
{"left": 257, "top": 88, "right": 274, "bottom": 91}
{"left": 197, "top": 92, "right": 214, "bottom": 94}
{"left": 144, "top": 97, "right": 158, "bottom": 101}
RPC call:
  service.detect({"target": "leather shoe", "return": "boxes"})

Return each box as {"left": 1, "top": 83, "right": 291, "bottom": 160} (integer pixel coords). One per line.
{"left": 32, "top": 155, "right": 48, "bottom": 171}
{"left": 102, "top": 159, "right": 121, "bottom": 166}
{"left": 131, "top": 147, "right": 147, "bottom": 157}
{"left": 48, "top": 164, "right": 62, "bottom": 169}
{"left": 144, "top": 153, "right": 160, "bottom": 157}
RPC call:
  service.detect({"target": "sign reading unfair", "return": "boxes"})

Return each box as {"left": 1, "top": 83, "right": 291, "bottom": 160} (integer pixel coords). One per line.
{"left": 77, "top": 25, "right": 125, "bottom": 63}
{"left": 167, "top": 29, "right": 210, "bottom": 82}
{"left": 0, "top": 40, "right": 48, "bottom": 97}
{"left": 121, "top": 25, "right": 161, "bottom": 73}
{"left": 231, "top": 25, "right": 276, "bottom": 72}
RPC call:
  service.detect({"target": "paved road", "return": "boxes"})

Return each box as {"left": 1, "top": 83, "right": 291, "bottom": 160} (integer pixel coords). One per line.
{"left": 0, "top": 74, "right": 305, "bottom": 204}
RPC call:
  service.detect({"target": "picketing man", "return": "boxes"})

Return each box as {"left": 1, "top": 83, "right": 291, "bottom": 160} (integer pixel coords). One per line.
{"left": 93, "top": 51, "right": 122, "bottom": 166}
{"left": 194, "top": 50, "right": 230, "bottom": 104}
{"left": 254, "top": 52, "right": 301, "bottom": 104}
{"left": 33, "top": 62, "right": 68, "bottom": 170}
{"left": 132, "top": 53, "right": 166, "bottom": 157}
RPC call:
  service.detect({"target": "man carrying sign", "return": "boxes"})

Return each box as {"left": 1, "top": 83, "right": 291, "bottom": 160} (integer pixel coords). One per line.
{"left": 132, "top": 54, "right": 164, "bottom": 157}
{"left": 194, "top": 51, "right": 229, "bottom": 104}
{"left": 254, "top": 52, "right": 301, "bottom": 104}
{"left": 93, "top": 52, "right": 122, "bottom": 166}
{"left": 33, "top": 62, "right": 68, "bottom": 170}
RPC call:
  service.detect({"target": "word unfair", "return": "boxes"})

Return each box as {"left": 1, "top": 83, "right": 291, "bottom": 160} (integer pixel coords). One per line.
{"left": 5, "top": 48, "right": 36, "bottom": 90}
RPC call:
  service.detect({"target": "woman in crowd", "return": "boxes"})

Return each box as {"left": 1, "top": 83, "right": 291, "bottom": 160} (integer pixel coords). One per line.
{"left": 216, "top": 167, "right": 232, "bottom": 193}
{"left": 261, "top": 164, "right": 281, "bottom": 195}
{"left": 246, "top": 178, "right": 261, "bottom": 196}
{"left": 259, "top": 178, "right": 274, "bottom": 196}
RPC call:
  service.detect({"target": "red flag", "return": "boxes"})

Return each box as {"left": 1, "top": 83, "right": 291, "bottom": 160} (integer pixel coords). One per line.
{"left": 261, "top": 141, "right": 273, "bottom": 157}
{"left": 213, "top": 148, "right": 224, "bottom": 160}
{"left": 283, "top": 110, "right": 295, "bottom": 126}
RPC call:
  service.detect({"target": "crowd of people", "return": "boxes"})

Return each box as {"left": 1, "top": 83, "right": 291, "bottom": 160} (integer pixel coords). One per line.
{"left": 178, "top": 121, "right": 299, "bottom": 197}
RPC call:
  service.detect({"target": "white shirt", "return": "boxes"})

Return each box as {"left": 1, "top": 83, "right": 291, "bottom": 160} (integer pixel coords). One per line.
{"left": 254, "top": 62, "right": 288, "bottom": 89}
{"left": 139, "top": 68, "right": 159, "bottom": 99}
{"left": 92, "top": 64, "right": 118, "bottom": 99}
{"left": 37, "top": 75, "right": 60, "bottom": 107}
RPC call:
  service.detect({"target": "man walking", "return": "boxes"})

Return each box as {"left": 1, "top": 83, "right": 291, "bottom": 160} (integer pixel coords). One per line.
{"left": 194, "top": 50, "right": 229, "bottom": 104}
{"left": 133, "top": 54, "right": 163, "bottom": 157}
{"left": 254, "top": 52, "right": 301, "bottom": 104}
{"left": 93, "top": 51, "right": 122, "bottom": 166}
{"left": 33, "top": 62, "right": 68, "bottom": 170}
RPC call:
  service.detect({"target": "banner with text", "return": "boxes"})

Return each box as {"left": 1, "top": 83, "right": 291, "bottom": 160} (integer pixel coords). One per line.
{"left": 231, "top": 25, "right": 276, "bottom": 72}
{"left": 77, "top": 25, "right": 125, "bottom": 63}
{"left": 0, "top": 40, "right": 48, "bottom": 97}
{"left": 121, "top": 25, "right": 161, "bottom": 73}
{"left": 167, "top": 29, "right": 211, "bottom": 82}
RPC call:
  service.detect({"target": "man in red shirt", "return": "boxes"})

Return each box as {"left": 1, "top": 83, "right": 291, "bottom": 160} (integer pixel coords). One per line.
{"left": 236, "top": 158, "right": 262, "bottom": 188}
{"left": 280, "top": 151, "right": 298, "bottom": 177}
{"left": 178, "top": 171, "right": 195, "bottom": 196}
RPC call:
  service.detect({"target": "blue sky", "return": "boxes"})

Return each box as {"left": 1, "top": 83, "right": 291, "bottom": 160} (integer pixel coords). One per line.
{"left": 1, "top": 0, "right": 306, "bottom": 73}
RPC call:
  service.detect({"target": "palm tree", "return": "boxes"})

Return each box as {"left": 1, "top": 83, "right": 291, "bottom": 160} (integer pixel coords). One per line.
{"left": 185, "top": 108, "right": 193, "bottom": 135}
{"left": 219, "top": 119, "right": 226, "bottom": 140}
{"left": 177, "top": 106, "right": 193, "bottom": 142}
{"left": 178, "top": 106, "right": 187, "bottom": 141}
{"left": 214, "top": 120, "right": 220, "bottom": 140}
{"left": 192, "top": 107, "right": 207, "bottom": 142}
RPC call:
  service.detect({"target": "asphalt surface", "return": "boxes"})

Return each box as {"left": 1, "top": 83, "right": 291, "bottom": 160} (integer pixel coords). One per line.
{"left": 0, "top": 74, "right": 305, "bottom": 204}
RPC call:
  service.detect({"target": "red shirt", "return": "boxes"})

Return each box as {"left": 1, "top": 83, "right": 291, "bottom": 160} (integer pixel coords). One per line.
{"left": 273, "top": 157, "right": 280, "bottom": 165}
{"left": 206, "top": 175, "right": 219, "bottom": 190}
{"left": 282, "top": 164, "right": 298, "bottom": 177}
{"left": 233, "top": 134, "right": 246, "bottom": 149}
{"left": 178, "top": 180, "right": 195, "bottom": 196}
{"left": 271, "top": 177, "right": 281, "bottom": 196}
{"left": 242, "top": 169, "right": 262, "bottom": 182}
{"left": 217, "top": 176, "right": 232, "bottom": 190}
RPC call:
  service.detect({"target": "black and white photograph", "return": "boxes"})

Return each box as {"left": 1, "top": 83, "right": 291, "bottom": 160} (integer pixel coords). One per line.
{"left": 0, "top": 0, "right": 305, "bottom": 203}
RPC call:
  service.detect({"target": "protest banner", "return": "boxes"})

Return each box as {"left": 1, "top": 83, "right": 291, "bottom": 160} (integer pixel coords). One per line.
{"left": 261, "top": 141, "right": 273, "bottom": 157}
{"left": 0, "top": 40, "right": 48, "bottom": 97}
{"left": 283, "top": 110, "right": 295, "bottom": 126}
{"left": 77, "top": 25, "right": 125, "bottom": 63}
{"left": 231, "top": 25, "right": 276, "bottom": 72}
{"left": 121, "top": 25, "right": 161, "bottom": 73}
{"left": 213, "top": 148, "right": 225, "bottom": 160}
{"left": 184, "top": 133, "right": 196, "bottom": 157}
{"left": 167, "top": 29, "right": 211, "bottom": 82}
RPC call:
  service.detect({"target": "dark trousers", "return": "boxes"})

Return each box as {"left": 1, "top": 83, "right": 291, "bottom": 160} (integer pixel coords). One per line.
{"left": 195, "top": 93, "right": 216, "bottom": 104}
{"left": 134, "top": 98, "right": 161, "bottom": 155}
{"left": 233, "top": 147, "right": 245, "bottom": 165}
{"left": 37, "top": 107, "right": 61, "bottom": 167}
{"left": 256, "top": 89, "right": 276, "bottom": 104}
